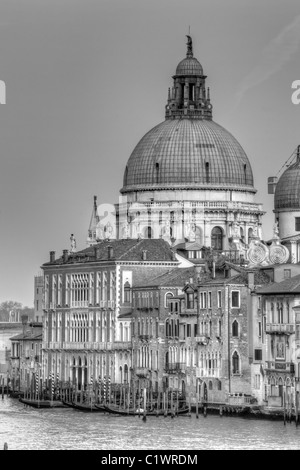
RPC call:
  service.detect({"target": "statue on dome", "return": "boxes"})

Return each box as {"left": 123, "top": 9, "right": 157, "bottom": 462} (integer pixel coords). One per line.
{"left": 186, "top": 35, "right": 193, "bottom": 56}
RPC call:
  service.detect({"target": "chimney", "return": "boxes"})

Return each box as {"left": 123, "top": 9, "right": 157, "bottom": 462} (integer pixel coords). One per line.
{"left": 22, "top": 315, "right": 28, "bottom": 335}
{"left": 142, "top": 250, "right": 147, "bottom": 261}
{"left": 248, "top": 271, "right": 255, "bottom": 291}
{"left": 50, "top": 251, "right": 55, "bottom": 263}
{"left": 63, "top": 249, "right": 69, "bottom": 263}
{"left": 107, "top": 245, "right": 114, "bottom": 259}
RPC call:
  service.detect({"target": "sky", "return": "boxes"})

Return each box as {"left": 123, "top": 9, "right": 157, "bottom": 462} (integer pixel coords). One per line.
{"left": 0, "top": 0, "right": 299, "bottom": 307}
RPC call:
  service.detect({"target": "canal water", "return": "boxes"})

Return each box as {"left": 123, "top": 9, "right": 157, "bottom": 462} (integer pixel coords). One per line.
{"left": 0, "top": 396, "right": 299, "bottom": 450}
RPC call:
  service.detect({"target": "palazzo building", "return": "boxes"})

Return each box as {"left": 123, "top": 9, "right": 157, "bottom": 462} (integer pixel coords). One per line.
{"left": 40, "top": 239, "right": 177, "bottom": 388}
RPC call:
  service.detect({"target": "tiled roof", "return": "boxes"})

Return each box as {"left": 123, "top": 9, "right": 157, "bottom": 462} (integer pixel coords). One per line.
{"left": 43, "top": 239, "right": 177, "bottom": 266}
{"left": 257, "top": 273, "right": 300, "bottom": 295}
{"left": 10, "top": 331, "right": 42, "bottom": 341}
{"left": 201, "top": 269, "right": 271, "bottom": 288}
{"left": 134, "top": 266, "right": 209, "bottom": 288}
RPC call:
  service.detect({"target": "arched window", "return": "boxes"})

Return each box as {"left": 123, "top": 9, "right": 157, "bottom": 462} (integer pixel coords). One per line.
{"left": 217, "top": 380, "right": 222, "bottom": 391}
{"left": 124, "top": 281, "right": 131, "bottom": 303}
{"left": 232, "top": 351, "right": 240, "bottom": 374}
{"left": 232, "top": 320, "right": 239, "bottom": 337}
{"left": 120, "top": 323, "right": 123, "bottom": 341}
{"left": 165, "top": 292, "right": 174, "bottom": 308}
{"left": 124, "top": 364, "right": 128, "bottom": 384}
{"left": 209, "top": 380, "right": 213, "bottom": 390}
{"left": 144, "top": 226, "right": 153, "bottom": 239}
{"left": 211, "top": 227, "right": 223, "bottom": 251}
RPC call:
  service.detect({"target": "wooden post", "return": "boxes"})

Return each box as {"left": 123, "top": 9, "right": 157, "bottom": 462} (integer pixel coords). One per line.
{"left": 142, "top": 387, "right": 147, "bottom": 421}
{"left": 133, "top": 383, "right": 136, "bottom": 413}
{"left": 283, "top": 391, "right": 286, "bottom": 426}
{"left": 166, "top": 389, "right": 169, "bottom": 415}
{"left": 163, "top": 391, "right": 167, "bottom": 417}
{"left": 156, "top": 390, "right": 160, "bottom": 416}
{"left": 1, "top": 377, "right": 4, "bottom": 399}
{"left": 188, "top": 393, "right": 191, "bottom": 417}
{"left": 196, "top": 392, "right": 199, "bottom": 419}
{"left": 296, "top": 391, "right": 299, "bottom": 427}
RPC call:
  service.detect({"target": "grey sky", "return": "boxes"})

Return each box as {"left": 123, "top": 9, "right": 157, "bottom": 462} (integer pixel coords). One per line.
{"left": 0, "top": 0, "right": 299, "bottom": 306}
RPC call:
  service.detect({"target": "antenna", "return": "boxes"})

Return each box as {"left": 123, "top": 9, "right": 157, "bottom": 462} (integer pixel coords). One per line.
{"left": 188, "top": 25, "right": 190, "bottom": 35}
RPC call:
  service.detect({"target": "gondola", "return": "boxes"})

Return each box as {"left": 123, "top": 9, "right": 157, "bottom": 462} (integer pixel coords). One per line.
{"left": 62, "top": 399, "right": 106, "bottom": 412}
{"left": 19, "top": 397, "right": 67, "bottom": 408}
{"left": 102, "top": 403, "right": 190, "bottom": 416}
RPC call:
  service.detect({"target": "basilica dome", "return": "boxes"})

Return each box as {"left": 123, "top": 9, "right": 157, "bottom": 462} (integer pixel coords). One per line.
{"left": 274, "top": 154, "right": 300, "bottom": 210}
{"left": 121, "top": 118, "right": 255, "bottom": 193}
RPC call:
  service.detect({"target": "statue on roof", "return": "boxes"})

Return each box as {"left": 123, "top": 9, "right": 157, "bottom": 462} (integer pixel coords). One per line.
{"left": 186, "top": 35, "right": 193, "bottom": 57}
{"left": 70, "top": 234, "right": 76, "bottom": 253}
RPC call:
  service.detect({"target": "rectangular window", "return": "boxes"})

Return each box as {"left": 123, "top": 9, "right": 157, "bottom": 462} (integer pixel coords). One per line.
{"left": 296, "top": 324, "right": 300, "bottom": 341}
{"left": 295, "top": 217, "right": 300, "bottom": 231}
{"left": 203, "top": 292, "right": 207, "bottom": 309}
{"left": 258, "top": 321, "right": 262, "bottom": 337}
{"left": 200, "top": 292, "right": 203, "bottom": 309}
{"left": 217, "top": 291, "right": 222, "bottom": 308}
{"left": 187, "top": 293, "right": 194, "bottom": 309}
{"left": 194, "top": 323, "right": 197, "bottom": 337}
{"left": 52, "top": 274, "right": 57, "bottom": 307}
{"left": 187, "top": 324, "right": 191, "bottom": 337}
{"left": 254, "top": 349, "right": 262, "bottom": 361}
{"left": 231, "top": 291, "right": 240, "bottom": 308}
{"left": 208, "top": 292, "right": 212, "bottom": 309}
{"left": 96, "top": 272, "right": 101, "bottom": 304}
{"left": 284, "top": 269, "right": 291, "bottom": 279}
{"left": 58, "top": 274, "right": 63, "bottom": 306}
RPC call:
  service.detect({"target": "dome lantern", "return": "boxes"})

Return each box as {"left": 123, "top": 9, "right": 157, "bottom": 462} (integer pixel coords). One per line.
{"left": 166, "top": 35, "right": 212, "bottom": 121}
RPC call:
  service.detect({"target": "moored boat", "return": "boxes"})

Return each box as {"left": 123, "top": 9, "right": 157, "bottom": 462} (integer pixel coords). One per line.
{"left": 102, "top": 403, "right": 190, "bottom": 416}
{"left": 63, "top": 400, "right": 106, "bottom": 412}
{"left": 19, "top": 397, "right": 67, "bottom": 408}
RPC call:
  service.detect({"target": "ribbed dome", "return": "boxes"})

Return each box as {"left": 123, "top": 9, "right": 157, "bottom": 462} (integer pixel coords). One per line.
{"left": 121, "top": 119, "right": 255, "bottom": 193}
{"left": 175, "top": 57, "right": 203, "bottom": 76}
{"left": 275, "top": 158, "right": 300, "bottom": 209}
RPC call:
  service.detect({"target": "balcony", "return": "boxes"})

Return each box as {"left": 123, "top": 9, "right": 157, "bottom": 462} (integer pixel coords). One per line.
{"left": 165, "top": 363, "right": 186, "bottom": 374}
{"left": 138, "top": 335, "right": 151, "bottom": 341}
{"left": 265, "top": 361, "right": 295, "bottom": 373}
{"left": 196, "top": 368, "right": 220, "bottom": 378}
{"left": 265, "top": 324, "right": 295, "bottom": 335}
{"left": 48, "top": 342, "right": 61, "bottom": 349}
{"left": 112, "top": 341, "right": 132, "bottom": 350}
{"left": 195, "top": 335, "right": 210, "bottom": 345}
{"left": 135, "top": 367, "right": 150, "bottom": 378}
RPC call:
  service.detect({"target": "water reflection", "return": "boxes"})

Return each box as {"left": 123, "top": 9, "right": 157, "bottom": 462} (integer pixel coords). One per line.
{"left": 0, "top": 397, "right": 299, "bottom": 450}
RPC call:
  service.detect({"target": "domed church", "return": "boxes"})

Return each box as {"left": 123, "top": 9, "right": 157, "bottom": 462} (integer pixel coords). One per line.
{"left": 272, "top": 145, "right": 300, "bottom": 263}
{"left": 88, "top": 36, "right": 265, "bottom": 257}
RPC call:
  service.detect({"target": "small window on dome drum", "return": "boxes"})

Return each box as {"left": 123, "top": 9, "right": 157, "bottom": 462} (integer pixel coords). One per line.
{"left": 205, "top": 162, "right": 209, "bottom": 183}
{"left": 156, "top": 163, "right": 159, "bottom": 184}
{"left": 295, "top": 217, "right": 300, "bottom": 231}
